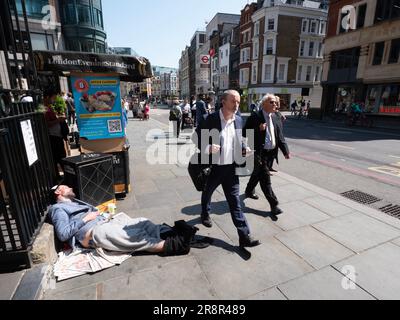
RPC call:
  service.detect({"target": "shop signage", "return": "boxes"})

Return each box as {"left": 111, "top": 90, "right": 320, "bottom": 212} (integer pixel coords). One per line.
{"left": 20, "top": 120, "right": 38, "bottom": 166}
{"left": 72, "top": 74, "right": 124, "bottom": 140}
{"left": 379, "top": 106, "right": 400, "bottom": 114}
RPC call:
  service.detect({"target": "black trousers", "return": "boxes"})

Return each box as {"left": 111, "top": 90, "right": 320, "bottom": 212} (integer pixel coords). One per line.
{"left": 245, "top": 150, "right": 279, "bottom": 209}
{"left": 202, "top": 165, "right": 250, "bottom": 239}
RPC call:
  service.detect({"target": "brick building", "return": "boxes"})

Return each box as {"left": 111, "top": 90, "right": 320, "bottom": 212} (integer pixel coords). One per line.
{"left": 321, "top": 0, "right": 400, "bottom": 121}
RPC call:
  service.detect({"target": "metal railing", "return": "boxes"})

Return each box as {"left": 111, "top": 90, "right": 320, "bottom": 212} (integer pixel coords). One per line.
{"left": 0, "top": 97, "right": 56, "bottom": 269}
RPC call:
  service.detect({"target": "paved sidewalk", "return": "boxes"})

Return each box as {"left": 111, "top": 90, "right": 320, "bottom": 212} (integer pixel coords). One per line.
{"left": 35, "top": 114, "right": 400, "bottom": 300}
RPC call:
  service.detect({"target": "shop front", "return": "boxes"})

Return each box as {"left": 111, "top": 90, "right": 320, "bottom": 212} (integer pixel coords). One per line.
{"left": 365, "top": 83, "right": 400, "bottom": 115}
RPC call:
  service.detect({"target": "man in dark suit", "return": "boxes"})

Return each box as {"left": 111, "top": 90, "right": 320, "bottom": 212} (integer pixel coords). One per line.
{"left": 196, "top": 94, "right": 209, "bottom": 127}
{"left": 194, "top": 90, "right": 260, "bottom": 248}
{"left": 243, "top": 94, "right": 291, "bottom": 217}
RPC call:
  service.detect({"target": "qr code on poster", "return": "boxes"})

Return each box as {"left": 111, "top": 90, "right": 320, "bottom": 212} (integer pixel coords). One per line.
{"left": 107, "top": 120, "right": 122, "bottom": 133}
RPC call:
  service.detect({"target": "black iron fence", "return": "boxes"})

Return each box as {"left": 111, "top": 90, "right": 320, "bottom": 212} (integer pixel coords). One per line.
{"left": 0, "top": 95, "right": 56, "bottom": 269}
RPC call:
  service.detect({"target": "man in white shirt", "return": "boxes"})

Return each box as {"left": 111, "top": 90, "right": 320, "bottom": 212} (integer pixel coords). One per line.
{"left": 194, "top": 90, "right": 260, "bottom": 248}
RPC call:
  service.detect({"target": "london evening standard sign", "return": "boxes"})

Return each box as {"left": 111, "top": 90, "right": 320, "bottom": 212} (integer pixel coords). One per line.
{"left": 34, "top": 51, "right": 153, "bottom": 82}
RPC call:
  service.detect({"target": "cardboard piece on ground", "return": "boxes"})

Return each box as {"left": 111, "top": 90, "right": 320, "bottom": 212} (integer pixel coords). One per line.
{"left": 80, "top": 137, "right": 127, "bottom": 153}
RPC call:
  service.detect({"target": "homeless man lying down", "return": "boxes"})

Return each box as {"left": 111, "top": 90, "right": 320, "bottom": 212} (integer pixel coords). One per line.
{"left": 48, "top": 185, "right": 201, "bottom": 256}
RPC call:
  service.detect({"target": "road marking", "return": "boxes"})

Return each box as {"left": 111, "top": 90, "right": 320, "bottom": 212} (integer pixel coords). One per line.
{"left": 330, "top": 144, "right": 355, "bottom": 150}
{"left": 369, "top": 166, "right": 400, "bottom": 178}
{"left": 389, "top": 155, "right": 400, "bottom": 159}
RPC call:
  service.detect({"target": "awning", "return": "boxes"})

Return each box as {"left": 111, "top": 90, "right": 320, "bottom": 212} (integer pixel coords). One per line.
{"left": 33, "top": 50, "right": 153, "bottom": 82}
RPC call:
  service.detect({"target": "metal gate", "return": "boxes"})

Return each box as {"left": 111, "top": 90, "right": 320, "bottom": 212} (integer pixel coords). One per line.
{"left": 0, "top": 97, "right": 56, "bottom": 269}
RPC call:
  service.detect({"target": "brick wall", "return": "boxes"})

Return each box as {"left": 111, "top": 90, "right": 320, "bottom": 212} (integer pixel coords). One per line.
{"left": 277, "top": 15, "right": 302, "bottom": 81}
{"left": 327, "top": 0, "right": 361, "bottom": 38}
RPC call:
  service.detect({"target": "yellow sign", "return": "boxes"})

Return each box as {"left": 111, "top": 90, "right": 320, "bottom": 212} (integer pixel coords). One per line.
{"left": 80, "top": 113, "right": 121, "bottom": 119}
{"left": 90, "top": 80, "right": 118, "bottom": 86}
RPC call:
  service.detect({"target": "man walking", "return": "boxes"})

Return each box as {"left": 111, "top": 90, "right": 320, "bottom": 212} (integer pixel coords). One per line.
{"left": 196, "top": 94, "right": 208, "bottom": 127}
{"left": 195, "top": 90, "right": 260, "bottom": 248}
{"left": 244, "top": 94, "right": 291, "bottom": 217}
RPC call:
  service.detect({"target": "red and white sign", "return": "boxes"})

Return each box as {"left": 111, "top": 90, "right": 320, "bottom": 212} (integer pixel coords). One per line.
{"left": 200, "top": 55, "right": 210, "bottom": 65}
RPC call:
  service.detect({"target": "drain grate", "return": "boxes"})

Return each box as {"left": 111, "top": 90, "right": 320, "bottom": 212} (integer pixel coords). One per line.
{"left": 340, "top": 190, "right": 382, "bottom": 205}
{"left": 380, "top": 205, "right": 400, "bottom": 219}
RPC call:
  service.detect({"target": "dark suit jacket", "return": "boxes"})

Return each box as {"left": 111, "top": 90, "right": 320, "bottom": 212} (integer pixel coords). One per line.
{"left": 243, "top": 110, "right": 290, "bottom": 163}
{"left": 193, "top": 111, "right": 245, "bottom": 167}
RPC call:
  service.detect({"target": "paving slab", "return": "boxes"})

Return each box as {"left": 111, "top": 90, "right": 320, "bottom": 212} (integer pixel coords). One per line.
{"left": 0, "top": 270, "right": 25, "bottom": 300}
{"left": 272, "top": 201, "right": 331, "bottom": 231}
{"left": 392, "top": 238, "right": 400, "bottom": 247}
{"left": 333, "top": 243, "right": 400, "bottom": 300}
{"left": 246, "top": 287, "right": 287, "bottom": 300}
{"left": 135, "top": 190, "right": 184, "bottom": 210}
{"left": 100, "top": 257, "right": 217, "bottom": 300}
{"left": 304, "top": 196, "right": 354, "bottom": 217}
{"left": 45, "top": 284, "right": 98, "bottom": 300}
{"left": 278, "top": 267, "right": 376, "bottom": 300}
{"left": 313, "top": 212, "right": 400, "bottom": 253}
{"left": 274, "top": 184, "right": 317, "bottom": 204}
{"left": 338, "top": 199, "right": 400, "bottom": 230}
{"left": 196, "top": 238, "right": 314, "bottom": 300}
{"left": 275, "top": 226, "right": 355, "bottom": 270}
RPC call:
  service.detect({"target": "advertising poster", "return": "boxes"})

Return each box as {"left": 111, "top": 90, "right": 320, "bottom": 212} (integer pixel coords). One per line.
{"left": 72, "top": 74, "right": 124, "bottom": 140}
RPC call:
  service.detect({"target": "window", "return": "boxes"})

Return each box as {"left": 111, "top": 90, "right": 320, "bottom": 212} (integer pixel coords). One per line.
{"left": 310, "top": 21, "right": 317, "bottom": 34}
{"left": 306, "top": 66, "right": 312, "bottom": 81}
{"left": 81, "top": 40, "right": 94, "bottom": 53}
{"left": 373, "top": 42, "right": 385, "bottom": 65}
{"left": 315, "top": 66, "right": 320, "bottom": 82}
{"left": 221, "top": 51, "right": 224, "bottom": 59}
{"left": 63, "top": 3, "right": 77, "bottom": 24}
{"left": 300, "top": 40, "right": 305, "bottom": 56}
{"left": 253, "top": 42, "right": 259, "bottom": 59}
{"left": 331, "top": 47, "right": 360, "bottom": 69}
{"left": 17, "top": 0, "right": 48, "bottom": 19}
{"left": 255, "top": 22, "right": 260, "bottom": 36}
{"left": 375, "top": 0, "right": 400, "bottom": 23}
{"left": 278, "top": 64, "right": 285, "bottom": 81}
{"left": 298, "top": 65, "right": 303, "bottom": 81}
{"left": 389, "top": 38, "right": 400, "bottom": 64}
{"left": 77, "top": 4, "right": 91, "bottom": 24}
{"left": 252, "top": 65, "right": 258, "bottom": 83}
{"left": 302, "top": 20, "right": 308, "bottom": 33}
{"left": 266, "top": 39, "right": 273, "bottom": 55}
{"left": 309, "top": 41, "right": 315, "bottom": 57}
{"left": 264, "top": 64, "right": 272, "bottom": 81}
{"left": 318, "top": 43, "right": 323, "bottom": 57}
{"left": 320, "top": 22, "right": 326, "bottom": 35}
{"left": 357, "top": 4, "right": 367, "bottom": 29}
{"left": 268, "top": 19, "right": 275, "bottom": 31}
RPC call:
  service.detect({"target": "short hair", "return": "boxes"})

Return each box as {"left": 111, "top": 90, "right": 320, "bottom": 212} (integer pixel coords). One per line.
{"left": 260, "top": 94, "right": 276, "bottom": 106}
{"left": 221, "top": 90, "right": 240, "bottom": 103}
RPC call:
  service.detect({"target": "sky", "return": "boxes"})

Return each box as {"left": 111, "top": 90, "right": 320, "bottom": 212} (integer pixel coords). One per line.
{"left": 102, "top": 0, "right": 250, "bottom": 68}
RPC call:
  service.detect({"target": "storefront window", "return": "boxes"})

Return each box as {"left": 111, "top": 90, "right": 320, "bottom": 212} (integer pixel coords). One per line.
{"left": 379, "top": 85, "right": 400, "bottom": 114}
{"left": 81, "top": 39, "right": 94, "bottom": 53}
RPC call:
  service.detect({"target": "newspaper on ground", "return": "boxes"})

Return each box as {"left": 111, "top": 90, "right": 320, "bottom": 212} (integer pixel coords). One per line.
{"left": 53, "top": 213, "right": 134, "bottom": 282}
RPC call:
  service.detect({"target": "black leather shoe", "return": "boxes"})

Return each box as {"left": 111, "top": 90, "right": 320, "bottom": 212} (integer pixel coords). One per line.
{"left": 271, "top": 206, "right": 283, "bottom": 216}
{"left": 245, "top": 192, "right": 259, "bottom": 200}
{"left": 239, "top": 236, "right": 261, "bottom": 248}
{"left": 269, "top": 168, "right": 278, "bottom": 173}
{"left": 201, "top": 215, "right": 213, "bottom": 228}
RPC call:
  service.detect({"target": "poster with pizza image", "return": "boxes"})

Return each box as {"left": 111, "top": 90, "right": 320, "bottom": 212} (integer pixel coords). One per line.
{"left": 72, "top": 74, "right": 124, "bottom": 140}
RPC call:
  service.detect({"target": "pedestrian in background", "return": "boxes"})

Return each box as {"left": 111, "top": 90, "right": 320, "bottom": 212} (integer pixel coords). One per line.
{"left": 196, "top": 94, "right": 208, "bottom": 127}
{"left": 170, "top": 102, "right": 182, "bottom": 138}
{"left": 190, "top": 95, "right": 197, "bottom": 127}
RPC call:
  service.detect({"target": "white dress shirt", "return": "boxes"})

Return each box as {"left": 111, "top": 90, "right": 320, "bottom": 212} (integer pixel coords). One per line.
{"left": 205, "top": 109, "right": 237, "bottom": 165}
{"left": 262, "top": 110, "right": 276, "bottom": 150}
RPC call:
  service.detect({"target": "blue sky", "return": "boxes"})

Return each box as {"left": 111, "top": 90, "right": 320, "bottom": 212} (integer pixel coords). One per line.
{"left": 102, "top": 0, "right": 250, "bottom": 68}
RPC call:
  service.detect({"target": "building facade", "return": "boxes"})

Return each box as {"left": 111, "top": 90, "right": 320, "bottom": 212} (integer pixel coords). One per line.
{"left": 189, "top": 31, "right": 206, "bottom": 96}
{"left": 321, "top": 0, "right": 400, "bottom": 119}
{"left": 161, "top": 71, "right": 179, "bottom": 98}
{"left": 245, "top": 0, "right": 327, "bottom": 110}
{"left": 179, "top": 46, "right": 190, "bottom": 99}
{"left": 59, "top": 0, "right": 107, "bottom": 53}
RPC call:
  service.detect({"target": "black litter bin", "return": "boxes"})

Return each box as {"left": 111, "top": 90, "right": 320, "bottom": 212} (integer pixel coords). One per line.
{"left": 62, "top": 153, "right": 115, "bottom": 209}
{"left": 109, "top": 146, "right": 130, "bottom": 197}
